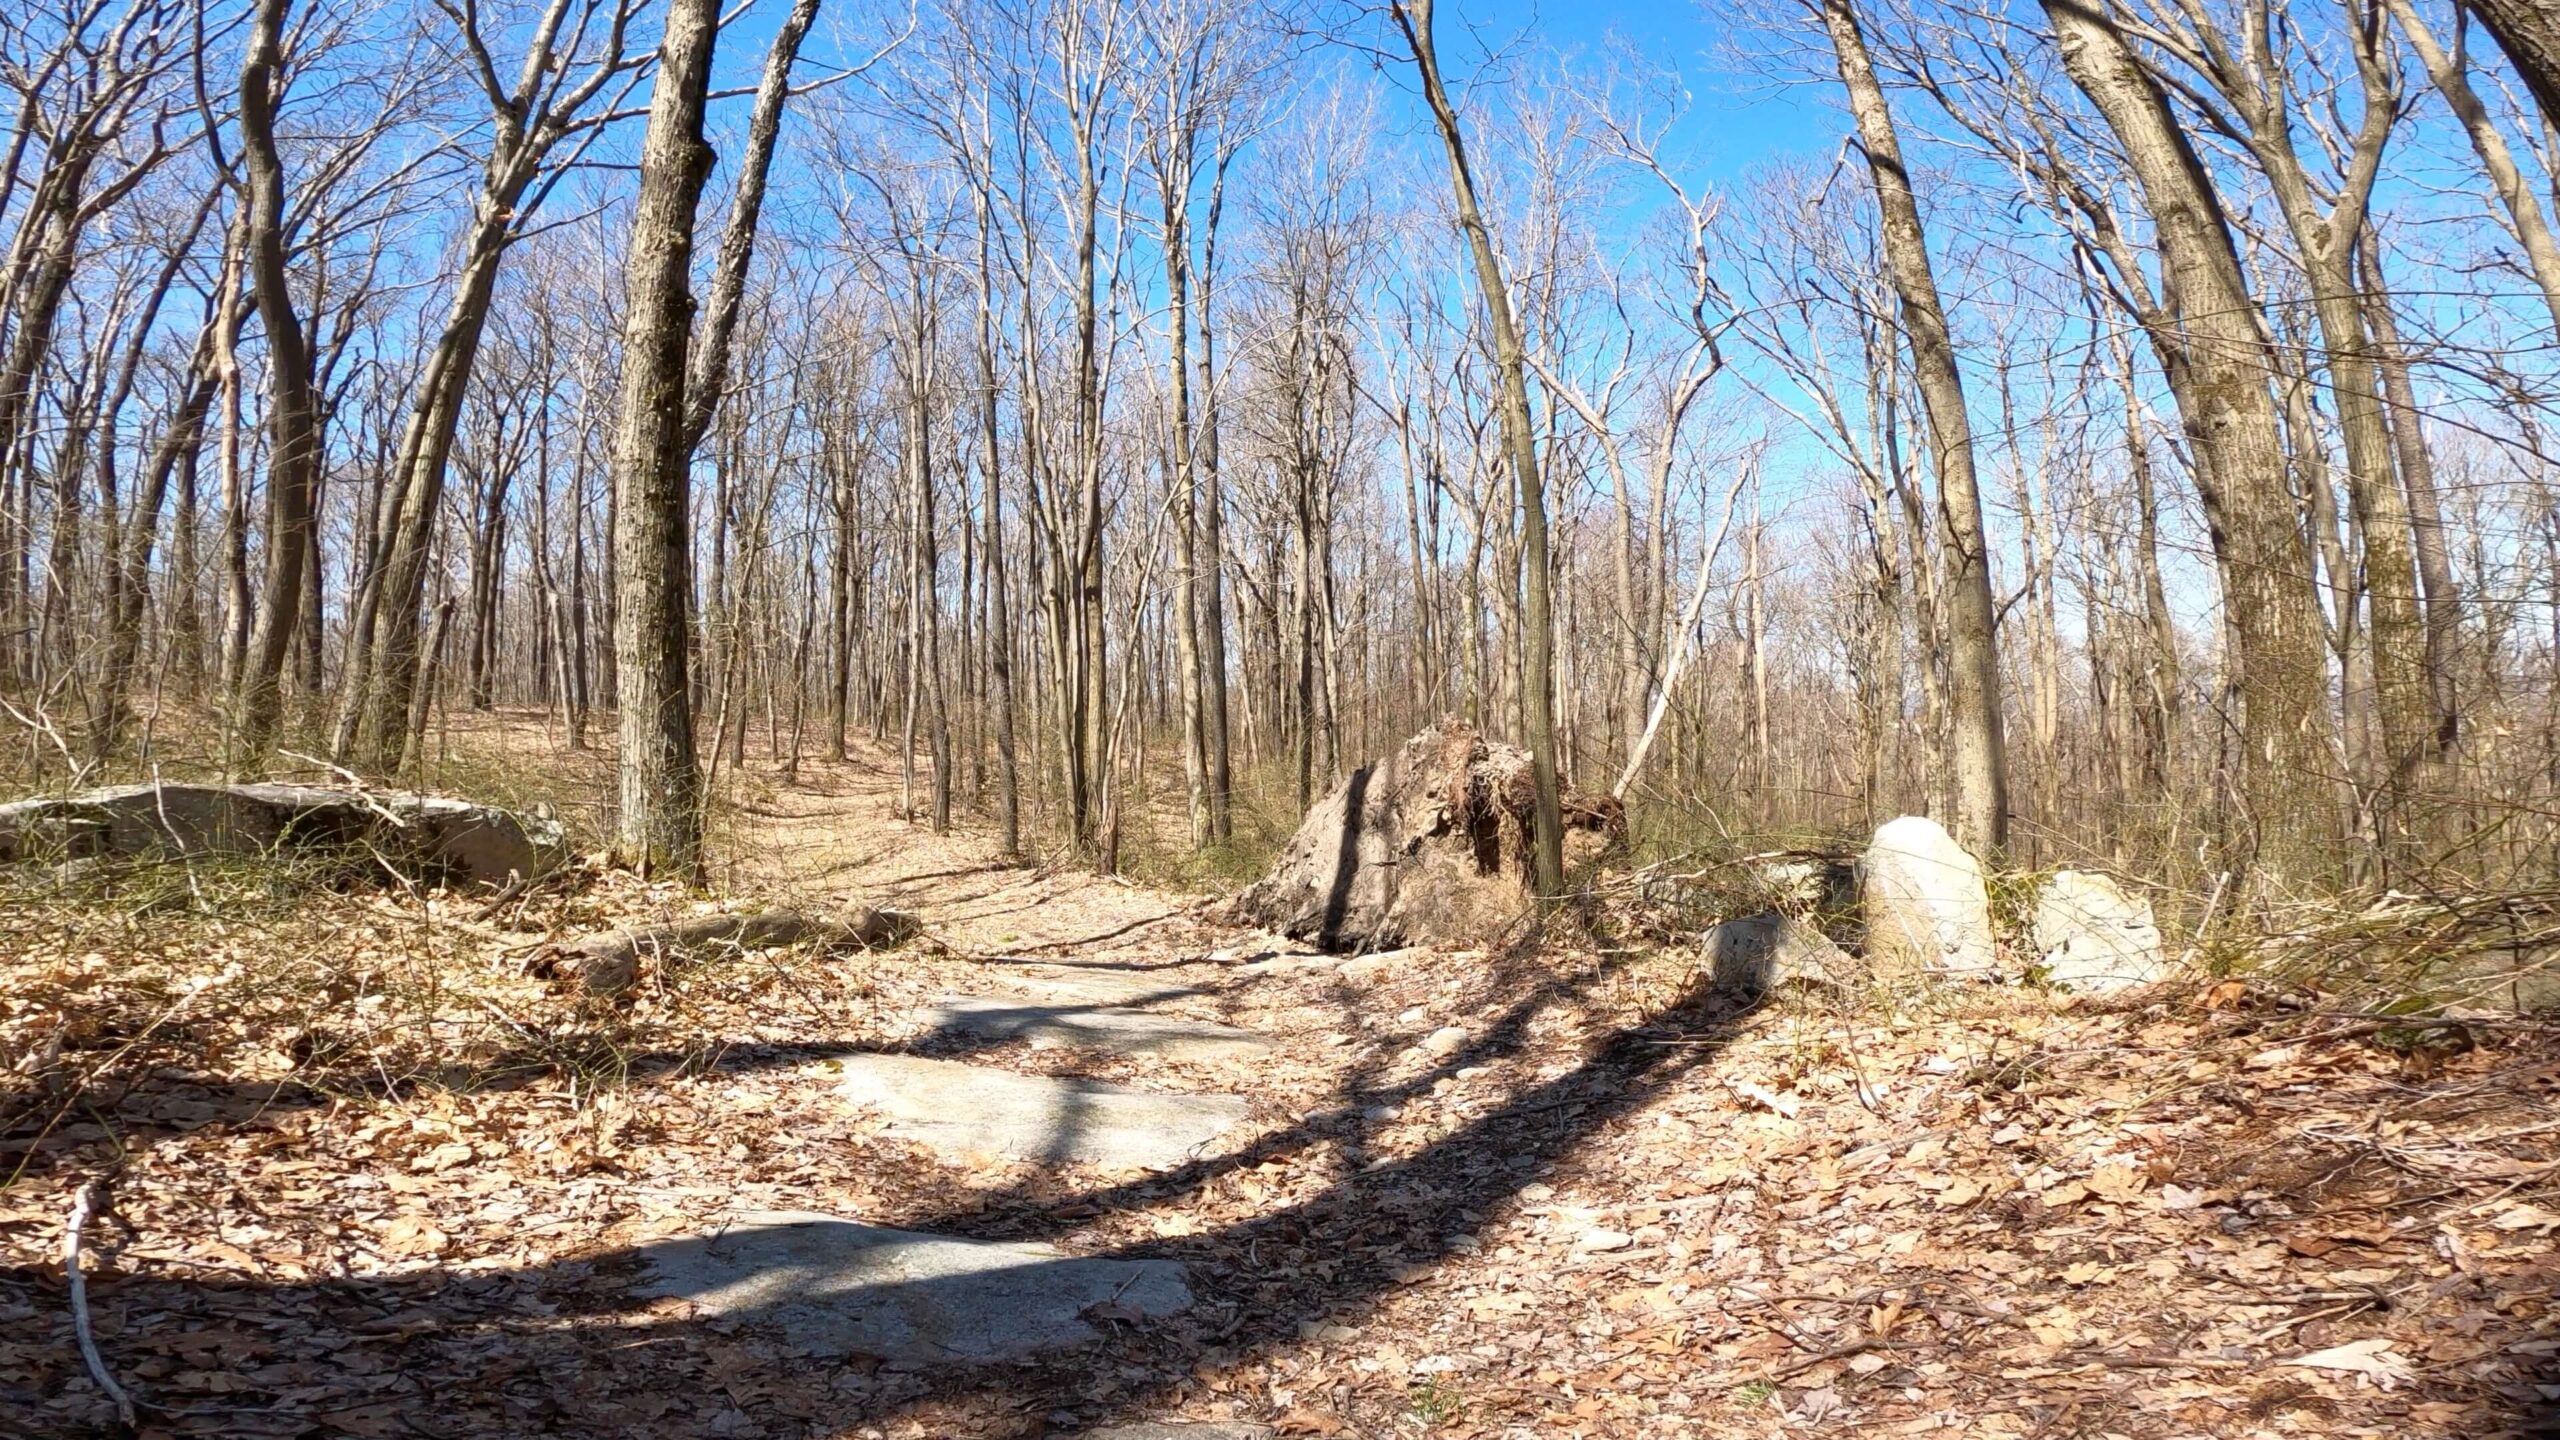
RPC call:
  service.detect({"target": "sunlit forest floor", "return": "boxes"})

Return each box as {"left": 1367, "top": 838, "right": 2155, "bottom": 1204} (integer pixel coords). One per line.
{"left": 3, "top": 712, "right": 2556, "bottom": 1438}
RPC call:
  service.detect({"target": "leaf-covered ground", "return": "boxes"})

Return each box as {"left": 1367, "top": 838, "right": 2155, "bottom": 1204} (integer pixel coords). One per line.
{"left": 3, "top": 738, "right": 2555, "bottom": 1438}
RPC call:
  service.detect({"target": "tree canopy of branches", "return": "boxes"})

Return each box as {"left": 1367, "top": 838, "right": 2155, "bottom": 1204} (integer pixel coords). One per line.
{"left": 4, "top": 0, "right": 2560, "bottom": 899}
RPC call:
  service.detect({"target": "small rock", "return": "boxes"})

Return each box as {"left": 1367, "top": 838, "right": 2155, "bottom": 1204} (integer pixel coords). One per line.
{"left": 1520, "top": 1183, "right": 1556, "bottom": 1202}
{"left": 1420, "top": 1026, "right": 1467, "bottom": 1058}
{"left": 1705, "top": 911, "right": 1853, "bottom": 1001}
{"left": 1340, "top": 955, "right": 1397, "bottom": 983}
{"left": 1574, "top": 1229, "right": 1634, "bottom": 1253}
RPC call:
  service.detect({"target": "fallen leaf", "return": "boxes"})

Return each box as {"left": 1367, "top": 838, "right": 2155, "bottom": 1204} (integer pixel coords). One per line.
{"left": 1728, "top": 1079, "right": 1801, "bottom": 1119}
{"left": 379, "top": 1214, "right": 447, "bottom": 1257}
{"left": 2286, "top": 1337, "right": 2411, "bottom": 1388}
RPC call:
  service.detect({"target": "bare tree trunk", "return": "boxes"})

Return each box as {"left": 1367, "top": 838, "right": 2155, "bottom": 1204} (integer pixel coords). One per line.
{"left": 2043, "top": 0, "right": 2341, "bottom": 876}
{"left": 2359, "top": 232, "right": 2464, "bottom": 761}
{"left": 1394, "top": 0, "right": 1565, "bottom": 895}
{"left": 2111, "top": 334, "right": 2181, "bottom": 789}
{"left": 1818, "top": 0, "right": 2009, "bottom": 854}
{"left": 234, "top": 0, "right": 324, "bottom": 760}
{"left": 1197, "top": 145, "right": 1236, "bottom": 843}
{"left": 608, "top": 0, "right": 720, "bottom": 876}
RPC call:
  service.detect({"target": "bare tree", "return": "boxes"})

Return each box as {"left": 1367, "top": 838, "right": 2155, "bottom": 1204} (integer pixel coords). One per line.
{"left": 1391, "top": 0, "right": 1565, "bottom": 895}
{"left": 1812, "top": 0, "right": 2009, "bottom": 853}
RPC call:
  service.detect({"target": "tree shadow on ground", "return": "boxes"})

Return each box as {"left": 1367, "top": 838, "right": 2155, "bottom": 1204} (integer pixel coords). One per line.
{"left": 10, "top": 941, "right": 2556, "bottom": 1440}
{"left": 4, "top": 933, "right": 1751, "bottom": 1438}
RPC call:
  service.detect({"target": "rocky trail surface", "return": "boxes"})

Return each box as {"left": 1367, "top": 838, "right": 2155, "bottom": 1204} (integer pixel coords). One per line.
{"left": 4, "top": 740, "right": 2558, "bottom": 1438}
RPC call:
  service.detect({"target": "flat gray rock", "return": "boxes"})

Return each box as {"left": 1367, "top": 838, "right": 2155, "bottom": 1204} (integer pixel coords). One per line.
{"left": 1706, "top": 911, "right": 1853, "bottom": 1001}
{"left": 1075, "top": 1414, "right": 1274, "bottom": 1424}
{"left": 838, "top": 1053, "right": 1247, "bottom": 1170}
{"left": 922, "top": 995, "right": 1274, "bottom": 1062}
{"left": 638, "top": 1210, "right": 1188, "bottom": 1364}
{"left": 970, "top": 962, "right": 1206, "bottom": 1007}
{"left": 1077, "top": 1425, "right": 1274, "bottom": 1440}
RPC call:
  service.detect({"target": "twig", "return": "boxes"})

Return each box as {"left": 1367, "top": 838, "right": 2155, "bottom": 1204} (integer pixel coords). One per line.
{"left": 1769, "top": 1333, "right": 1903, "bottom": 1379}
{"left": 65, "top": 1179, "right": 137, "bottom": 1429}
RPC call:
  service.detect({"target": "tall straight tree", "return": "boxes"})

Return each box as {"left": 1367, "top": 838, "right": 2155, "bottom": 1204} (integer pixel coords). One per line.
{"left": 1391, "top": 0, "right": 1564, "bottom": 895}
{"left": 2041, "top": 0, "right": 2342, "bottom": 875}
{"left": 607, "top": 0, "right": 723, "bottom": 875}
{"left": 1814, "top": 0, "right": 2009, "bottom": 855}
{"left": 606, "top": 0, "right": 823, "bottom": 873}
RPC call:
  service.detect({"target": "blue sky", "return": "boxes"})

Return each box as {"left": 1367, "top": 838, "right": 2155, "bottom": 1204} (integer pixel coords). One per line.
{"left": 1434, "top": 0, "right": 1837, "bottom": 180}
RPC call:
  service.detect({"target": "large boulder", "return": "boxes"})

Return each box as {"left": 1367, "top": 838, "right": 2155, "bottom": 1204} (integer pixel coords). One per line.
{"left": 1856, "top": 815, "right": 1996, "bottom": 977}
{"left": 0, "top": 782, "right": 562, "bottom": 887}
{"left": 2032, "top": 869, "right": 2168, "bottom": 994}
{"left": 1231, "top": 719, "right": 1622, "bottom": 950}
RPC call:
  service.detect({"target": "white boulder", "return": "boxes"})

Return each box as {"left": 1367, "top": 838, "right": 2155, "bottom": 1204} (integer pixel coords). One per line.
{"left": 1857, "top": 815, "right": 1996, "bottom": 977}
{"left": 2033, "top": 869, "right": 2168, "bottom": 994}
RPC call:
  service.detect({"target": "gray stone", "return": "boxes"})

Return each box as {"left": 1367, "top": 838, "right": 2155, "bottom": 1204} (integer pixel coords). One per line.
{"left": 1419, "top": 1025, "right": 1467, "bottom": 1057}
{"left": 1706, "top": 911, "right": 1853, "bottom": 1000}
{"left": 638, "top": 1210, "right": 1188, "bottom": 1364}
{"left": 0, "top": 782, "right": 560, "bottom": 887}
{"left": 970, "top": 962, "right": 1206, "bottom": 1007}
{"left": 2032, "top": 870, "right": 2168, "bottom": 994}
{"left": 922, "top": 995, "right": 1273, "bottom": 1062}
{"left": 838, "top": 1053, "right": 1247, "bottom": 1171}
{"left": 1856, "top": 816, "right": 1996, "bottom": 977}
{"left": 1077, "top": 1425, "right": 1274, "bottom": 1440}
{"left": 1075, "top": 1414, "right": 1274, "bottom": 1424}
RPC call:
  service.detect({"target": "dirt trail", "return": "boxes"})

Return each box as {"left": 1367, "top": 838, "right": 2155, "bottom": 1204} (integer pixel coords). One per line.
{"left": 720, "top": 749, "right": 1212, "bottom": 964}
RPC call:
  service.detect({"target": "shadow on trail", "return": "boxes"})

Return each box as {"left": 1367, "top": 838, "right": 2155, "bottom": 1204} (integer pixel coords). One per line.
{"left": 5, "top": 937, "right": 1753, "bottom": 1438}
{"left": 19, "top": 934, "right": 2551, "bottom": 1439}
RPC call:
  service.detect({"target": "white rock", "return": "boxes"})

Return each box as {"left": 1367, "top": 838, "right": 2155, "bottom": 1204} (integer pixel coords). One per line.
{"left": 1420, "top": 1026, "right": 1467, "bottom": 1058}
{"left": 2032, "top": 869, "right": 2168, "bottom": 994}
{"left": 1574, "top": 1228, "right": 1634, "bottom": 1253}
{"left": 1857, "top": 816, "right": 1995, "bottom": 977}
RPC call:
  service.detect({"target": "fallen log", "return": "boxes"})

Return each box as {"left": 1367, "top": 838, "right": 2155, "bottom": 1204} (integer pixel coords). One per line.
{"left": 0, "top": 782, "right": 561, "bottom": 888}
{"left": 563, "top": 906, "right": 918, "bottom": 995}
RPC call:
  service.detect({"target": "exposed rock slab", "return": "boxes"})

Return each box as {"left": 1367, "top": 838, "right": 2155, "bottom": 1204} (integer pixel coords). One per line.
{"left": 1857, "top": 815, "right": 1996, "bottom": 977}
{"left": 837, "top": 1053, "right": 1247, "bottom": 1170}
{"left": 922, "top": 995, "right": 1273, "bottom": 1062}
{"left": 638, "top": 1210, "right": 1189, "bottom": 1364}
{"left": 2033, "top": 870, "right": 2168, "bottom": 995}
{"left": 0, "top": 782, "right": 560, "bottom": 887}
{"left": 1230, "top": 718, "right": 1623, "bottom": 951}
{"left": 970, "top": 962, "right": 1205, "bottom": 1007}
{"left": 1075, "top": 1414, "right": 1274, "bottom": 1424}
{"left": 1706, "top": 911, "right": 1854, "bottom": 1001}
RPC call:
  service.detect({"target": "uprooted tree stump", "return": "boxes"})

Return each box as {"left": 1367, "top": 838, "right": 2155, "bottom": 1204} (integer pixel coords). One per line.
{"left": 561, "top": 906, "right": 919, "bottom": 995}
{"left": 0, "top": 782, "right": 562, "bottom": 888}
{"left": 1231, "top": 718, "right": 1624, "bottom": 951}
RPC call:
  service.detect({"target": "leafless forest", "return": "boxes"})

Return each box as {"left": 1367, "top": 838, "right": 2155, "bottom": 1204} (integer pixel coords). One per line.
{"left": 6, "top": 0, "right": 2560, "bottom": 899}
